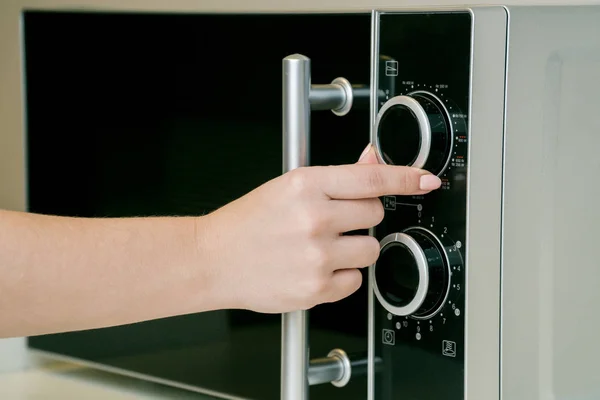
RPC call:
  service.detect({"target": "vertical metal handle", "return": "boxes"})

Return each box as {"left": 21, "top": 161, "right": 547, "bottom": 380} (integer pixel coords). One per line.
{"left": 283, "top": 54, "right": 311, "bottom": 173}
{"left": 282, "top": 54, "right": 311, "bottom": 400}
{"left": 281, "top": 53, "right": 373, "bottom": 400}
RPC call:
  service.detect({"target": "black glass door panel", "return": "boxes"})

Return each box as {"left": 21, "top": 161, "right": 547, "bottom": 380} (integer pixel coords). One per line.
{"left": 23, "top": 11, "right": 372, "bottom": 400}
{"left": 371, "top": 11, "right": 472, "bottom": 400}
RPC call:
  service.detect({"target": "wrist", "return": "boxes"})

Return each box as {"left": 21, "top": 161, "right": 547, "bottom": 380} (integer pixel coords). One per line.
{"left": 189, "top": 213, "right": 233, "bottom": 312}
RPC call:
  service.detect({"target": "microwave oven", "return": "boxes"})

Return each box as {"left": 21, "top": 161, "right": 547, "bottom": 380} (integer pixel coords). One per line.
{"left": 17, "top": 4, "right": 600, "bottom": 400}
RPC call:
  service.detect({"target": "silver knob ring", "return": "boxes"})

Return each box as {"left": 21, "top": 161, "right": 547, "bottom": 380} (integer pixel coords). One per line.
{"left": 371, "top": 232, "right": 430, "bottom": 317}
{"left": 374, "top": 95, "right": 432, "bottom": 169}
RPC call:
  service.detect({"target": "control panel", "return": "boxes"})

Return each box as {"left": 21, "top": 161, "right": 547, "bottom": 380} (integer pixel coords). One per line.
{"left": 370, "top": 11, "right": 472, "bottom": 400}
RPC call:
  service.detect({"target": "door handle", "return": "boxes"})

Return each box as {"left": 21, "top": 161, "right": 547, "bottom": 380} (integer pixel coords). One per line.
{"left": 281, "top": 54, "right": 371, "bottom": 400}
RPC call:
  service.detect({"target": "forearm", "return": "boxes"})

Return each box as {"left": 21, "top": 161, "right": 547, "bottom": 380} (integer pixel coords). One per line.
{"left": 0, "top": 210, "right": 222, "bottom": 338}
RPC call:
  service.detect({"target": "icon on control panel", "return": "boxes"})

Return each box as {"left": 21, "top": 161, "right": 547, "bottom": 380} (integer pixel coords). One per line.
{"left": 383, "top": 196, "right": 397, "bottom": 210}
{"left": 442, "top": 340, "right": 457, "bottom": 357}
{"left": 385, "top": 60, "right": 398, "bottom": 76}
{"left": 382, "top": 329, "right": 396, "bottom": 346}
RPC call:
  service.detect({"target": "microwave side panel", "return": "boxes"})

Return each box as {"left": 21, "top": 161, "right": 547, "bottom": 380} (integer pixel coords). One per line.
{"left": 501, "top": 5, "right": 600, "bottom": 400}
{"left": 464, "top": 7, "right": 508, "bottom": 400}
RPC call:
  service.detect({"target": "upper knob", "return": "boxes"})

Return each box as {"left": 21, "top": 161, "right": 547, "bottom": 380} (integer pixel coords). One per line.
{"left": 374, "top": 91, "right": 453, "bottom": 176}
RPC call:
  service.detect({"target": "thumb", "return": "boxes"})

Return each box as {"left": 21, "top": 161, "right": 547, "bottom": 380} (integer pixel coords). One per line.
{"left": 357, "top": 144, "right": 380, "bottom": 164}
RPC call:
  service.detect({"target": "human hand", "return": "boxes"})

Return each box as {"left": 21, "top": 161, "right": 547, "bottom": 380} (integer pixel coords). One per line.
{"left": 200, "top": 144, "right": 441, "bottom": 314}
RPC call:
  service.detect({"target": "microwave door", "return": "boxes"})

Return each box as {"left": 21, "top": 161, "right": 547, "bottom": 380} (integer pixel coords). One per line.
{"left": 24, "top": 11, "right": 374, "bottom": 400}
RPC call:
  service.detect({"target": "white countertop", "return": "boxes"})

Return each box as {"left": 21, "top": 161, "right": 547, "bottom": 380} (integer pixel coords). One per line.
{"left": 0, "top": 353, "right": 215, "bottom": 399}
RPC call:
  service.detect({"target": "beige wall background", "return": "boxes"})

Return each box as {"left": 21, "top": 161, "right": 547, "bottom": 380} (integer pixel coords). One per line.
{"left": 1, "top": 0, "right": 598, "bottom": 373}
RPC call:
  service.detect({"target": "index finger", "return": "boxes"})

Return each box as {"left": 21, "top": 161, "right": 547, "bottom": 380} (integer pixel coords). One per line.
{"left": 314, "top": 164, "right": 441, "bottom": 200}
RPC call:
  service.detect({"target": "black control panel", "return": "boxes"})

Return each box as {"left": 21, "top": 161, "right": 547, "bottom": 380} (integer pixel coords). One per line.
{"left": 371, "top": 11, "right": 472, "bottom": 400}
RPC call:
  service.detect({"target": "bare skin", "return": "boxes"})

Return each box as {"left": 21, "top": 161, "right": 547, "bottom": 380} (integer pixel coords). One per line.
{"left": 0, "top": 144, "right": 441, "bottom": 338}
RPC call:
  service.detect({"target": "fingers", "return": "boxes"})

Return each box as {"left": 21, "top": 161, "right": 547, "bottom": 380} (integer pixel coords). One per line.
{"left": 323, "top": 269, "right": 364, "bottom": 303}
{"left": 325, "top": 198, "right": 385, "bottom": 233}
{"left": 357, "top": 144, "right": 381, "bottom": 165}
{"left": 303, "top": 235, "right": 379, "bottom": 305}
{"left": 316, "top": 163, "right": 441, "bottom": 200}
{"left": 330, "top": 235, "right": 381, "bottom": 270}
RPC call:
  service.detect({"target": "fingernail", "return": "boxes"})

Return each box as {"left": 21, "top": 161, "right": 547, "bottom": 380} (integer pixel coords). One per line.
{"left": 358, "top": 144, "right": 372, "bottom": 161}
{"left": 419, "top": 174, "right": 442, "bottom": 191}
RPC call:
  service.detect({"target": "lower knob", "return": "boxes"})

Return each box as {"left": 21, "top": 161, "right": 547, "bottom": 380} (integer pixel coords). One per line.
{"left": 371, "top": 227, "right": 450, "bottom": 319}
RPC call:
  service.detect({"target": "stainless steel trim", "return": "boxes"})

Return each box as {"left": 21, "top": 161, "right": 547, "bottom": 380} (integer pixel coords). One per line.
{"left": 374, "top": 95, "right": 432, "bottom": 169}
{"left": 307, "top": 349, "right": 366, "bottom": 387}
{"left": 330, "top": 77, "right": 353, "bottom": 116}
{"left": 368, "top": 10, "right": 380, "bottom": 400}
{"left": 282, "top": 53, "right": 311, "bottom": 400}
{"left": 463, "top": 7, "right": 507, "bottom": 400}
{"left": 464, "top": 11, "right": 476, "bottom": 400}
{"left": 307, "top": 353, "right": 344, "bottom": 386}
{"left": 281, "top": 53, "right": 365, "bottom": 399}
{"left": 371, "top": 232, "right": 430, "bottom": 317}
{"left": 499, "top": 8, "right": 510, "bottom": 400}
{"left": 283, "top": 54, "right": 311, "bottom": 172}
{"left": 309, "top": 83, "right": 346, "bottom": 111}
{"left": 310, "top": 78, "right": 365, "bottom": 115}
{"left": 328, "top": 349, "right": 352, "bottom": 388}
